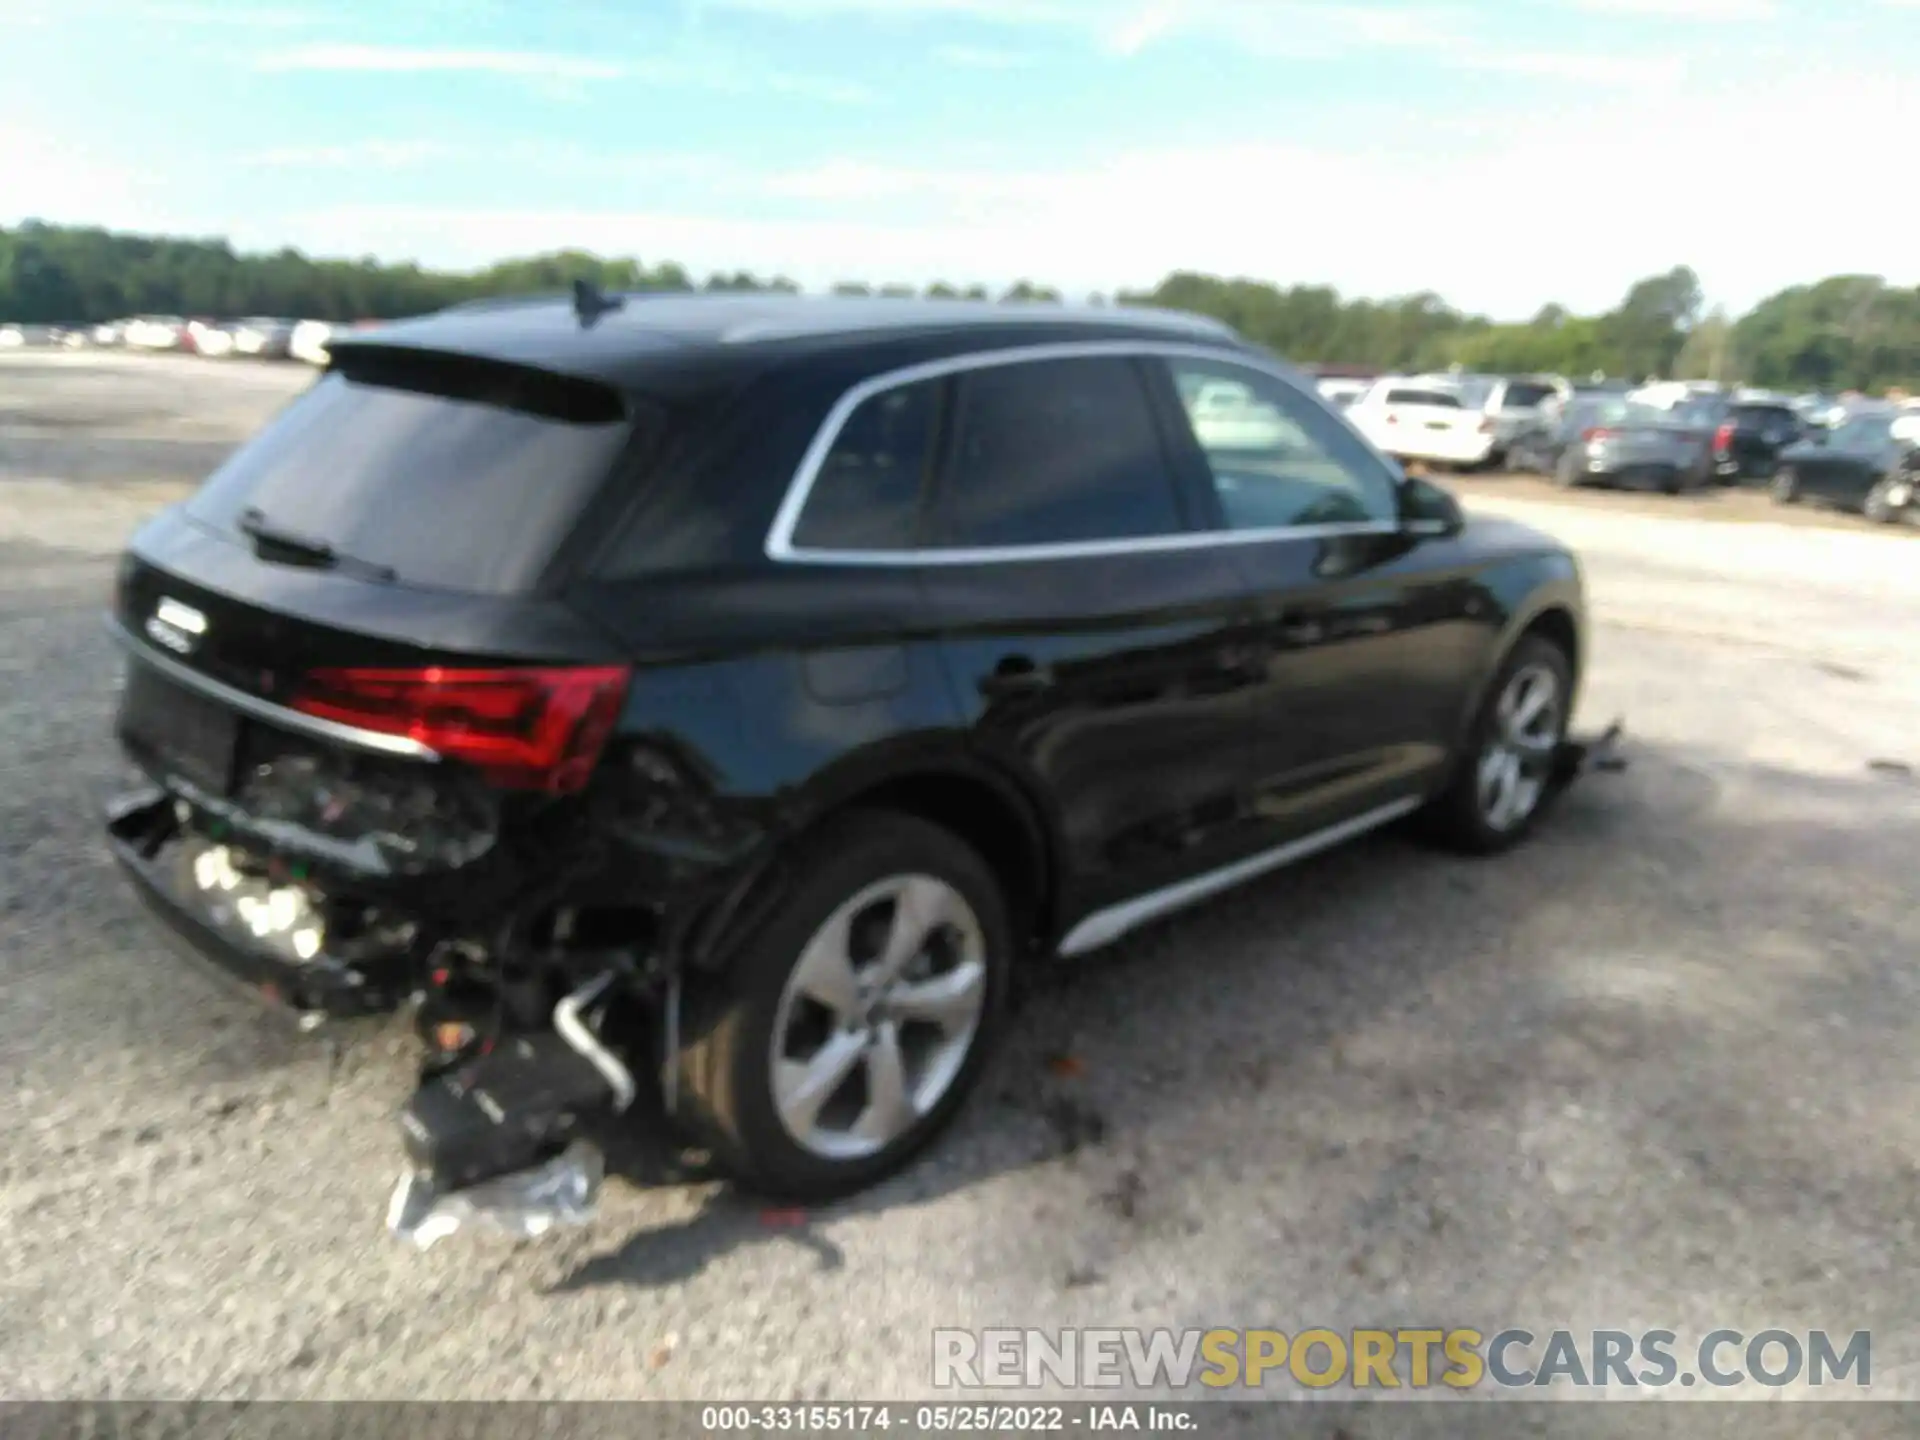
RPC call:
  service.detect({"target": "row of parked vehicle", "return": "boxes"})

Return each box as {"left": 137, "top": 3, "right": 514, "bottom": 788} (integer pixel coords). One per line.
{"left": 0, "top": 315, "right": 348, "bottom": 365}
{"left": 1312, "top": 369, "right": 1920, "bottom": 524}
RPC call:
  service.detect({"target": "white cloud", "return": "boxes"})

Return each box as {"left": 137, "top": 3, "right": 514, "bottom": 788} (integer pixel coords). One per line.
{"left": 704, "top": 0, "right": 1697, "bottom": 85}
{"left": 270, "top": 64, "right": 1913, "bottom": 318}
{"left": 1567, "top": 0, "right": 1780, "bottom": 15}
{"left": 243, "top": 140, "right": 457, "bottom": 169}
{"left": 1459, "top": 48, "right": 1688, "bottom": 84}
{"left": 0, "top": 125, "right": 176, "bottom": 232}
{"left": 933, "top": 42, "right": 1035, "bottom": 68}
{"left": 255, "top": 44, "right": 629, "bottom": 79}
{"left": 249, "top": 40, "right": 873, "bottom": 103}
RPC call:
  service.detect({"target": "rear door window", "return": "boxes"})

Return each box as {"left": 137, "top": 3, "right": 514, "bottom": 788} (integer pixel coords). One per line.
{"left": 790, "top": 379, "right": 938, "bottom": 551}
{"left": 927, "top": 356, "right": 1185, "bottom": 550}
{"left": 184, "top": 359, "right": 632, "bottom": 595}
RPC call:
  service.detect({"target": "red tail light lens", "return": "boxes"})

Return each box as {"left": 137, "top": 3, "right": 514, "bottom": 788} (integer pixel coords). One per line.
{"left": 290, "top": 665, "right": 630, "bottom": 793}
{"left": 1581, "top": 427, "right": 1617, "bottom": 443}
{"left": 1714, "top": 422, "right": 1736, "bottom": 452}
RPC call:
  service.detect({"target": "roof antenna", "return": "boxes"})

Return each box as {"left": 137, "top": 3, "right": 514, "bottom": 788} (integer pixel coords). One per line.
{"left": 572, "top": 278, "right": 625, "bottom": 328}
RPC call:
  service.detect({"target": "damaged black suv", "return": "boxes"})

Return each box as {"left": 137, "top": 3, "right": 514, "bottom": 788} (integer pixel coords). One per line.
{"left": 105, "top": 290, "right": 1606, "bottom": 1236}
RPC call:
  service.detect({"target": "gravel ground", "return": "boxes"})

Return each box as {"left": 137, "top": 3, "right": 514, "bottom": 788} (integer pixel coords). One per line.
{"left": 2, "top": 354, "right": 1918, "bottom": 1409}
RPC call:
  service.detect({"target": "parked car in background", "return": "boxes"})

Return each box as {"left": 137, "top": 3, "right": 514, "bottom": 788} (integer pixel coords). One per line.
{"left": 1409, "top": 373, "right": 1566, "bottom": 468}
{"left": 1346, "top": 378, "right": 1498, "bottom": 470}
{"left": 232, "top": 318, "right": 295, "bottom": 359}
{"left": 1711, "top": 398, "right": 1805, "bottom": 483}
{"left": 288, "top": 319, "right": 336, "bottom": 365}
{"left": 101, "top": 292, "right": 1606, "bottom": 1223}
{"left": 124, "top": 316, "right": 190, "bottom": 351}
{"left": 1507, "top": 395, "right": 1713, "bottom": 493}
{"left": 1771, "top": 411, "right": 1920, "bottom": 523}
{"left": 1181, "top": 374, "right": 1302, "bottom": 449}
{"left": 0, "top": 324, "right": 56, "bottom": 348}
{"left": 187, "top": 319, "right": 236, "bottom": 358}
{"left": 92, "top": 320, "right": 128, "bottom": 347}
{"left": 1315, "top": 376, "right": 1370, "bottom": 410}
{"left": 1570, "top": 378, "right": 1638, "bottom": 404}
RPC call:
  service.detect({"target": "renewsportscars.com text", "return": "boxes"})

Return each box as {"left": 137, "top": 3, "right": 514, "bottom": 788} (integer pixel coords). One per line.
{"left": 932, "top": 1327, "right": 1871, "bottom": 1391}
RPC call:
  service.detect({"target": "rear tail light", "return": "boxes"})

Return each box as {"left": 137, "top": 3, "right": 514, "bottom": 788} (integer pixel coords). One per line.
{"left": 1581, "top": 427, "right": 1617, "bottom": 443}
{"left": 1714, "top": 422, "right": 1735, "bottom": 452}
{"left": 289, "top": 665, "right": 630, "bottom": 793}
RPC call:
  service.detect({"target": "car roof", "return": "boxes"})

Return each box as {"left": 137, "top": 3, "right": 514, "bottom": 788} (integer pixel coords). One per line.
{"left": 326, "top": 292, "right": 1247, "bottom": 390}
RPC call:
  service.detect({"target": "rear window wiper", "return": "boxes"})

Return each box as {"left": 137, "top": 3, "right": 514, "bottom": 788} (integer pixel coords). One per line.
{"left": 237, "top": 507, "right": 397, "bottom": 583}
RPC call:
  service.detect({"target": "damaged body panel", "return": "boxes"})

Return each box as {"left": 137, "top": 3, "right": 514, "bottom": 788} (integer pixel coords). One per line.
{"left": 103, "top": 294, "right": 1624, "bottom": 1237}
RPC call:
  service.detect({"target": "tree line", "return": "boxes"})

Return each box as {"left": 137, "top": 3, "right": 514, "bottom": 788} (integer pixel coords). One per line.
{"left": 3, "top": 220, "right": 1915, "bottom": 393}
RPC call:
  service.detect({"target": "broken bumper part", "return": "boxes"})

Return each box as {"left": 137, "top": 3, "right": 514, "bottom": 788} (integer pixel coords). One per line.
{"left": 1552, "top": 719, "right": 1628, "bottom": 789}
{"left": 104, "top": 789, "right": 402, "bottom": 1020}
{"left": 389, "top": 1026, "right": 628, "bottom": 1247}
{"left": 388, "top": 1140, "right": 605, "bottom": 1249}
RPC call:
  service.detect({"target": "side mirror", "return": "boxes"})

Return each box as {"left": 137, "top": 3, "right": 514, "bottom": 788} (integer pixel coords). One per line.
{"left": 1398, "top": 475, "right": 1465, "bottom": 536}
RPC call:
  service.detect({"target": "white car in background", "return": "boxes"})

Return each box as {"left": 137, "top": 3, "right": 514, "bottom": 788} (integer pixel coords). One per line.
{"left": 1186, "top": 377, "right": 1302, "bottom": 449}
{"left": 187, "top": 320, "right": 236, "bottom": 358}
{"left": 232, "top": 317, "right": 295, "bottom": 359}
{"left": 1346, "top": 377, "right": 1500, "bottom": 470}
{"left": 289, "top": 319, "right": 336, "bottom": 366}
{"left": 1315, "top": 376, "right": 1371, "bottom": 410}
{"left": 1405, "top": 372, "right": 1566, "bottom": 466}
{"left": 123, "top": 316, "right": 190, "bottom": 351}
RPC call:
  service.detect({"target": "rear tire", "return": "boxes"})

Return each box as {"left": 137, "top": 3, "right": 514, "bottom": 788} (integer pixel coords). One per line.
{"left": 1863, "top": 479, "right": 1898, "bottom": 524}
{"left": 1771, "top": 466, "right": 1800, "bottom": 505}
{"left": 671, "top": 812, "right": 1012, "bottom": 1201}
{"left": 1420, "top": 634, "right": 1573, "bottom": 856}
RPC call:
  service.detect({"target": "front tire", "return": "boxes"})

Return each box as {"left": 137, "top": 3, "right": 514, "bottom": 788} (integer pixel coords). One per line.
{"left": 1771, "top": 466, "right": 1800, "bottom": 505}
{"left": 1421, "top": 634, "right": 1573, "bottom": 855}
{"left": 672, "top": 812, "right": 1012, "bottom": 1200}
{"left": 1863, "top": 478, "right": 1899, "bottom": 524}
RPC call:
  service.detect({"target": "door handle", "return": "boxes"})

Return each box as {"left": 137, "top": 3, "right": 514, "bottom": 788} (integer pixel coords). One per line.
{"left": 979, "top": 655, "right": 1052, "bottom": 699}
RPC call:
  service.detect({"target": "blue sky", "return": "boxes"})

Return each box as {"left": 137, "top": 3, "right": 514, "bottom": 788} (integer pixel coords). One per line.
{"left": 2, "top": 0, "right": 1914, "bottom": 318}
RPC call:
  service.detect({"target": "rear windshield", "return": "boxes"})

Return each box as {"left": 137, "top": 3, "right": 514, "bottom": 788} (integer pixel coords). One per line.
{"left": 1502, "top": 381, "right": 1558, "bottom": 409}
{"left": 184, "top": 359, "right": 631, "bottom": 595}
{"left": 1384, "top": 387, "right": 1462, "bottom": 408}
{"left": 1580, "top": 399, "right": 1670, "bottom": 427}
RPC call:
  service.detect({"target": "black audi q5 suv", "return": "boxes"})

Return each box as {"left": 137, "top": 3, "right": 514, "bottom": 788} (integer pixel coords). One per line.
{"left": 104, "top": 290, "right": 1602, "bottom": 1231}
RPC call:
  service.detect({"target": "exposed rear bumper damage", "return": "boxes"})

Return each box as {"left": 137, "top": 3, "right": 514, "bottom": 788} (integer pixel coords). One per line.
{"left": 104, "top": 782, "right": 681, "bottom": 1245}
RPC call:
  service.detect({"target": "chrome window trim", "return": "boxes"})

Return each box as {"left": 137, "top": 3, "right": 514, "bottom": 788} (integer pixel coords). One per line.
{"left": 764, "top": 339, "right": 1408, "bottom": 565}
{"left": 105, "top": 616, "right": 443, "bottom": 762}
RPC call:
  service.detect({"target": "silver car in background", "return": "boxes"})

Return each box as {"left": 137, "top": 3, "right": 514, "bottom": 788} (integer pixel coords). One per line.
{"left": 1509, "top": 395, "right": 1715, "bottom": 493}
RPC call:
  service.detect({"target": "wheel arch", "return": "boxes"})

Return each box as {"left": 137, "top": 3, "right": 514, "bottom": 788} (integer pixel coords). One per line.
{"left": 694, "top": 748, "right": 1062, "bottom": 975}
{"left": 832, "top": 760, "right": 1056, "bottom": 952}
{"left": 1451, "top": 573, "right": 1586, "bottom": 760}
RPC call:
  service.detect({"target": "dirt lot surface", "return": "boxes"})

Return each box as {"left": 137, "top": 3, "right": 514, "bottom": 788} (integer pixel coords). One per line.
{"left": 2, "top": 353, "right": 1917, "bottom": 1411}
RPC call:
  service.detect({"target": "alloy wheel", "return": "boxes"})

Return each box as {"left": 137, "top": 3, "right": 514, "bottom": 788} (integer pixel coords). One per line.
{"left": 1476, "top": 663, "right": 1563, "bottom": 833}
{"left": 769, "top": 874, "right": 988, "bottom": 1161}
